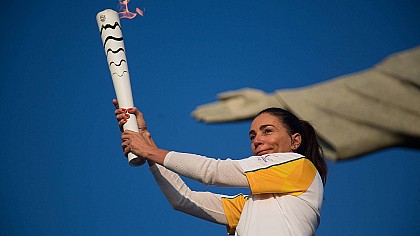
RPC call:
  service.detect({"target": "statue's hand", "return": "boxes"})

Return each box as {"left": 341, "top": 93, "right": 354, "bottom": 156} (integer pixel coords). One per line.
{"left": 192, "top": 88, "right": 282, "bottom": 123}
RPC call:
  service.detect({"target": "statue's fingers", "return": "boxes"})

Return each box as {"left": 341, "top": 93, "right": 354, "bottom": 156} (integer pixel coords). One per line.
{"left": 218, "top": 88, "right": 265, "bottom": 101}
{"left": 193, "top": 102, "right": 226, "bottom": 116}
{"left": 217, "top": 90, "right": 245, "bottom": 100}
{"left": 194, "top": 111, "right": 233, "bottom": 123}
{"left": 193, "top": 103, "right": 240, "bottom": 123}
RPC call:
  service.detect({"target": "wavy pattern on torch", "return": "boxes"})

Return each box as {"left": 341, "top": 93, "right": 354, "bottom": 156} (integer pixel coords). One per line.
{"left": 106, "top": 48, "right": 125, "bottom": 56}
{"left": 103, "top": 36, "right": 123, "bottom": 48}
{"left": 100, "top": 22, "right": 121, "bottom": 35}
{"left": 109, "top": 59, "right": 127, "bottom": 67}
{"left": 112, "top": 71, "right": 129, "bottom": 77}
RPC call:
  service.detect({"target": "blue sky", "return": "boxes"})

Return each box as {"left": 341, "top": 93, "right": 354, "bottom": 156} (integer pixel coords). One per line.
{"left": 1, "top": 0, "right": 419, "bottom": 235}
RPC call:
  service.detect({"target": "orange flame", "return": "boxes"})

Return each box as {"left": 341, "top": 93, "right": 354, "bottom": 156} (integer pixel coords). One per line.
{"left": 118, "top": 0, "right": 144, "bottom": 19}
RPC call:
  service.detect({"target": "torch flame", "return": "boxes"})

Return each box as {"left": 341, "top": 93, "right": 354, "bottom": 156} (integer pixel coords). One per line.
{"left": 136, "top": 8, "right": 144, "bottom": 16}
{"left": 118, "top": 0, "right": 144, "bottom": 19}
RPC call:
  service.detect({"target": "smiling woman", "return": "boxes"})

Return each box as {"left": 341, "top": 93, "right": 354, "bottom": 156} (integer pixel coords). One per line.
{"left": 249, "top": 112, "right": 300, "bottom": 156}
{"left": 116, "top": 101, "right": 327, "bottom": 236}
{"left": 253, "top": 108, "right": 328, "bottom": 185}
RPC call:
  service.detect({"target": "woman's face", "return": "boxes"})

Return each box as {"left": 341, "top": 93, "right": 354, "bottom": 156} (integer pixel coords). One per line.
{"left": 249, "top": 113, "right": 296, "bottom": 156}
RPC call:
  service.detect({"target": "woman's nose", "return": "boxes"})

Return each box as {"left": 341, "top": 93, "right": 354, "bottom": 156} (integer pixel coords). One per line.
{"left": 253, "top": 135, "right": 263, "bottom": 147}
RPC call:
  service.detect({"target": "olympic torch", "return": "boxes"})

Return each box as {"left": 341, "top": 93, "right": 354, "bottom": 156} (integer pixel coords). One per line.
{"left": 96, "top": 9, "right": 145, "bottom": 166}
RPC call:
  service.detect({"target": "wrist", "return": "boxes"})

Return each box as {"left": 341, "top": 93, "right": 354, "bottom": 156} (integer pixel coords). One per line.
{"left": 270, "top": 92, "right": 288, "bottom": 109}
{"left": 146, "top": 148, "right": 170, "bottom": 165}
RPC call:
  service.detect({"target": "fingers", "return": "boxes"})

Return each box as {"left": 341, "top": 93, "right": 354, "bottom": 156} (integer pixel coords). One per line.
{"left": 121, "top": 130, "right": 134, "bottom": 139}
{"left": 121, "top": 131, "right": 134, "bottom": 156}
{"left": 122, "top": 145, "right": 131, "bottom": 157}
{"left": 127, "top": 107, "right": 145, "bottom": 121}
{"left": 217, "top": 90, "right": 242, "bottom": 100}
{"left": 113, "top": 99, "right": 147, "bottom": 132}
{"left": 113, "top": 106, "right": 139, "bottom": 120}
{"left": 217, "top": 88, "right": 254, "bottom": 100}
{"left": 192, "top": 102, "right": 233, "bottom": 123}
{"left": 121, "top": 139, "right": 130, "bottom": 156}
{"left": 114, "top": 108, "right": 129, "bottom": 130}
{"left": 121, "top": 130, "right": 150, "bottom": 157}
{"left": 113, "top": 99, "right": 137, "bottom": 116}
{"left": 217, "top": 88, "right": 263, "bottom": 100}
{"left": 126, "top": 107, "right": 138, "bottom": 115}
{"left": 112, "top": 99, "right": 119, "bottom": 109}
{"left": 126, "top": 107, "right": 148, "bottom": 131}
{"left": 114, "top": 108, "right": 128, "bottom": 117}
{"left": 113, "top": 100, "right": 139, "bottom": 130}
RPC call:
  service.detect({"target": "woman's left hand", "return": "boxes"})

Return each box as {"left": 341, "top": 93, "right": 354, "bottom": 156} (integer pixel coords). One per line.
{"left": 121, "top": 130, "right": 168, "bottom": 165}
{"left": 121, "top": 130, "right": 154, "bottom": 158}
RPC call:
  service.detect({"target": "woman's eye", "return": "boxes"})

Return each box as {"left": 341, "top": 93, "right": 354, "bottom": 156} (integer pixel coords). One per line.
{"left": 264, "top": 129, "right": 272, "bottom": 134}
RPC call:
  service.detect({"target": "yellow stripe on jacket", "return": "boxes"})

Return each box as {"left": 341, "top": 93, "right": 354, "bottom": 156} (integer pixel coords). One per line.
{"left": 221, "top": 194, "right": 248, "bottom": 235}
{"left": 245, "top": 158, "right": 317, "bottom": 196}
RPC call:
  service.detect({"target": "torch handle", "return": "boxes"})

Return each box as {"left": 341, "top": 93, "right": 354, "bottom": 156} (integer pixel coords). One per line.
{"left": 123, "top": 113, "right": 147, "bottom": 167}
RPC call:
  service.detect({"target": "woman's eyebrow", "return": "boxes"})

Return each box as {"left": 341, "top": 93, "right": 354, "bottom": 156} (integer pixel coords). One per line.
{"left": 259, "top": 124, "right": 276, "bottom": 130}
{"left": 249, "top": 124, "right": 276, "bottom": 135}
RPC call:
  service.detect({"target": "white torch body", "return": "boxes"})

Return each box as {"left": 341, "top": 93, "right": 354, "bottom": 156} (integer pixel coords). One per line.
{"left": 96, "top": 9, "right": 145, "bottom": 166}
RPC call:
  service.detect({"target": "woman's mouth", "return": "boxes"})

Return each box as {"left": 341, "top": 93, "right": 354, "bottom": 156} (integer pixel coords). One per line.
{"left": 257, "top": 149, "right": 271, "bottom": 156}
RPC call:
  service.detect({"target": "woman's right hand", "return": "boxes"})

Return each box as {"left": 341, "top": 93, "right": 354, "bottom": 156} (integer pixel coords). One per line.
{"left": 112, "top": 99, "right": 148, "bottom": 133}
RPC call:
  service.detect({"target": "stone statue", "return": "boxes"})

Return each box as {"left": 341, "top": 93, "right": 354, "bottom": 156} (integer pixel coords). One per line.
{"left": 193, "top": 47, "right": 420, "bottom": 161}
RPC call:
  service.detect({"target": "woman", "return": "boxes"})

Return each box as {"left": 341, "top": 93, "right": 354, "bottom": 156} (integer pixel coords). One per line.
{"left": 114, "top": 99, "right": 327, "bottom": 236}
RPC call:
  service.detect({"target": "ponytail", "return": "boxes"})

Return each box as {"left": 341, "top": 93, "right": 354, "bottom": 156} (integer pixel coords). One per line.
{"left": 298, "top": 120, "right": 328, "bottom": 185}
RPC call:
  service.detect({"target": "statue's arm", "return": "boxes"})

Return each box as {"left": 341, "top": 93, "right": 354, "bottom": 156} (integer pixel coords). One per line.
{"left": 192, "top": 47, "right": 420, "bottom": 160}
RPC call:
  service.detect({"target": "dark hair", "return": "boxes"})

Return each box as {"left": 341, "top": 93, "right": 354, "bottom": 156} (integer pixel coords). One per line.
{"left": 256, "top": 107, "right": 328, "bottom": 185}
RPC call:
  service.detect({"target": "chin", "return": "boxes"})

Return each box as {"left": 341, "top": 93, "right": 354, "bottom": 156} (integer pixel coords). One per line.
{"left": 256, "top": 151, "right": 271, "bottom": 156}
